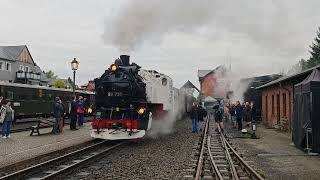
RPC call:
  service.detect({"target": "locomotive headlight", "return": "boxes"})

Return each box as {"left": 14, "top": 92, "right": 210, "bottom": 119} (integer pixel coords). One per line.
{"left": 87, "top": 108, "right": 93, "bottom": 114}
{"left": 138, "top": 108, "right": 145, "bottom": 115}
{"left": 116, "top": 107, "right": 120, "bottom": 111}
{"left": 111, "top": 64, "right": 118, "bottom": 71}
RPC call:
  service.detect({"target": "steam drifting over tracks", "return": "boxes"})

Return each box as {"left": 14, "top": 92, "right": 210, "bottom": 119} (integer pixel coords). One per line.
{"left": 184, "top": 118, "right": 264, "bottom": 180}
{"left": 0, "top": 140, "right": 123, "bottom": 180}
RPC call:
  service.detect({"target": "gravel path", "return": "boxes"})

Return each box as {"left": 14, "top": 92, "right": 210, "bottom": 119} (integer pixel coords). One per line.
{"left": 67, "top": 117, "right": 198, "bottom": 180}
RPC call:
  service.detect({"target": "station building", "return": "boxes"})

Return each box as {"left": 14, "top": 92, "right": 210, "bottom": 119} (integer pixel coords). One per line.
{"left": 257, "top": 65, "right": 320, "bottom": 132}
{"left": 0, "top": 45, "right": 48, "bottom": 85}
{"left": 198, "top": 65, "right": 231, "bottom": 100}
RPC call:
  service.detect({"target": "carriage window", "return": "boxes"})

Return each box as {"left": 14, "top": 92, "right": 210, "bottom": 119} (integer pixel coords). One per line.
{"left": 6, "top": 91, "right": 13, "bottom": 100}
{"left": 162, "top": 78, "right": 167, "bottom": 86}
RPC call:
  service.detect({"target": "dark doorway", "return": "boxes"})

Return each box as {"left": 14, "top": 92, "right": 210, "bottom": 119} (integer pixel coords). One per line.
{"left": 277, "top": 94, "right": 280, "bottom": 124}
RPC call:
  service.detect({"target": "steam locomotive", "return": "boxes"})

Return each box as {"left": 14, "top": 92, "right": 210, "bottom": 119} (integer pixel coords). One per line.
{"left": 91, "top": 55, "right": 193, "bottom": 140}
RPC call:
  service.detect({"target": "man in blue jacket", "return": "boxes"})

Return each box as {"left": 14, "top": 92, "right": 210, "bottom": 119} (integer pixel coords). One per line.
{"left": 77, "top": 96, "right": 85, "bottom": 126}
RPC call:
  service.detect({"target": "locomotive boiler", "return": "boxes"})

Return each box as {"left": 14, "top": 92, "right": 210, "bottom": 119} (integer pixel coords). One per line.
{"left": 91, "top": 55, "right": 174, "bottom": 140}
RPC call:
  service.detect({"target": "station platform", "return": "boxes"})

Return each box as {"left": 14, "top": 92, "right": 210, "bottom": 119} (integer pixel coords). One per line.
{"left": 0, "top": 122, "right": 93, "bottom": 168}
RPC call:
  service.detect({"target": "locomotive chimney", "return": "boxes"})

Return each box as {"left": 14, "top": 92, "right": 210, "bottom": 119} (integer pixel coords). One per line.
{"left": 120, "top": 55, "right": 130, "bottom": 66}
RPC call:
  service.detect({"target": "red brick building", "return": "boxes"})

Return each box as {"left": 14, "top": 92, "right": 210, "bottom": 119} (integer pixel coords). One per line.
{"left": 198, "top": 65, "right": 230, "bottom": 99}
{"left": 257, "top": 65, "right": 320, "bottom": 132}
{"left": 80, "top": 80, "right": 95, "bottom": 92}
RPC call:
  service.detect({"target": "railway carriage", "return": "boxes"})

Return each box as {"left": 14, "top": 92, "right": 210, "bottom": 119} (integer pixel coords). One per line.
{"left": 0, "top": 82, "right": 94, "bottom": 119}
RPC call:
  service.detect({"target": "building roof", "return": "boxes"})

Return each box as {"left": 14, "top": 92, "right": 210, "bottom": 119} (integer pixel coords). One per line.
{"left": 0, "top": 45, "right": 26, "bottom": 61}
{"left": 198, "top": 65, "right": 226, "bottom": 81}
{"left": 180, "top": 80, "right": 200, "bottom": 92}
{"left": 198, "top": 70, "right": 212, "bottom": 78}
{"left": 257, "top": 64, "right": 320, "bottom": 89}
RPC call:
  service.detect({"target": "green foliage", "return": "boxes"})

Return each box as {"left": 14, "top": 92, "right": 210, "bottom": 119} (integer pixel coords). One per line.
{"left": 53, "top": 79, "right": 65, "bottom": 88}
{"left": 44, "top": 70, "right": 58, "bottom": 79}
{"left": 303, "top": 27, "right": 320, "bottom": 70}
{"left": 67, "top": 77, "right": 75, "bottom": 88}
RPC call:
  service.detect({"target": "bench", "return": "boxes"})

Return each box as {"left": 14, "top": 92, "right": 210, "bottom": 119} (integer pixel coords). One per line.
{"left": 30, "top": 119, "right": 55, "bottom": 136}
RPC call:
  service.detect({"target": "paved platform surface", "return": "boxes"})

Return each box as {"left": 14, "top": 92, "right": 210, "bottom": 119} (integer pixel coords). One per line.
{"left": 0, "top": 122, "right": 93, "bottom": 168}
{"left": 233, "top": 124, "right": 320, "bottom": 180}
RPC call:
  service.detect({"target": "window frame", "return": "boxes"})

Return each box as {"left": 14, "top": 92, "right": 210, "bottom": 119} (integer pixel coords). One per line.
{"left": 271, "top": 95, "right": 274, "bottom": 115}
{"left": 19, "top": 65, "right": 25, "bottom": 71}
{"left": 283, "top": 93, "right": 287, "bottom": 117}
{"left": 25, "top": 66, "right": 30, "bottom": 72}
{"left": 0, "top": 61, "right": 4, "bottom": 70}
{"left": 5, "top": 62, "right": 12, "bottom": 72}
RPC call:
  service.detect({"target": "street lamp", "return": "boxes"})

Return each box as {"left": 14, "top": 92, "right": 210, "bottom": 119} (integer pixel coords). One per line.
{"left": 71, "top": 58, "right": 79, "bottom": 97}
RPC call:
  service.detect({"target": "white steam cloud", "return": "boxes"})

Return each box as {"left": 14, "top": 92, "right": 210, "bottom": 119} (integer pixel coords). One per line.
{"left": 103, "top": 0, "right": 215, "bottom": 53}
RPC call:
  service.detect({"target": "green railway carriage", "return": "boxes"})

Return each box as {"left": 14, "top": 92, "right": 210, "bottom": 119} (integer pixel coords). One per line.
{"left": 0, "top": 82, "right": 95, "bottom": 119}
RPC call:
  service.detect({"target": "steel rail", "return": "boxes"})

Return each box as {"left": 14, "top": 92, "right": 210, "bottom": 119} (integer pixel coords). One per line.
{"left": 207, "top": 135, "right": 224, "bottom": 180}
{"left": 220, "top": 134, "right": 239, "bottom": 180}
{"left": 194, "top": 118, "right": 209, "bottom": 180}
{"left": 0, "top": 140, "right": 123, "bottom": 180}
{"left": 224, "top": 138, "right": 264, "bottom": 180}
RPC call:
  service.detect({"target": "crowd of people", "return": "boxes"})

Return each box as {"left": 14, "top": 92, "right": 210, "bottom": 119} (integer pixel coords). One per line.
{"left": 0, "top": 95, "right": 87, "bottom": 138}
{"left": 52, "top": 95, "right": 86, "bottom": 135}
{"left": 190, "top": 99, "right": 257, "bottom": 134}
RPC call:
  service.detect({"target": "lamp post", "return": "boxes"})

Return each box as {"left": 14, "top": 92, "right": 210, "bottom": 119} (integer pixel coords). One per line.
{"left": 71, "top": 58, "right": 79, "bottom": 97}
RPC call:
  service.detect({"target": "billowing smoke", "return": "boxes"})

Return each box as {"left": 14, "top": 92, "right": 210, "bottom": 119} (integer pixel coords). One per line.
{"left": 146, "top": 113, "right": 176, "bottom": 138}
{"left": 103, "top": 0, "right": 215, "bottom": 53}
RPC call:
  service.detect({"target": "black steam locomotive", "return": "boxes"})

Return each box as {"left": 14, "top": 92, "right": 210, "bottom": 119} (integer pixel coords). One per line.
{"left": 91, "top": 55, "right": 152, "bottom": 140}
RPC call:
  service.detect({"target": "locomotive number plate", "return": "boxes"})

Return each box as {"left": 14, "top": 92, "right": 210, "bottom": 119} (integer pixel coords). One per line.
{"left": 107, "top": 92, "right": 123, "bottom": 97}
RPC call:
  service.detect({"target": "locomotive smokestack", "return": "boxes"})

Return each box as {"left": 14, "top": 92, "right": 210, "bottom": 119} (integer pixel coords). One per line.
{"left": 120, "top": 55, "right": 130, "bottom": 66}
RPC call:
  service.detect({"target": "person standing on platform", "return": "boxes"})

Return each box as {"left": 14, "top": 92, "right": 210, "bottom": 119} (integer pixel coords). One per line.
{"left": 235, "top": 101, "right": 244, "bottom": 131}
{"left": 1, "top": 100, "right": 14, "bottom": 139}
{"left": 53, "top": 97, "right": 64, "bottom": 134}
{"left": 250, "top": 101, "right": 257, "bottom": 138}
{"left": 230, "top": 103, "right": 237, "bottom": 128}
{"left": 190, "top": 102, "right": 199, "bottom": 133}
{"left": 77, "top": 96, "right": 85, "bottom": 127}
{"left": 69, "top": 96, "right": 78, "bottom": 130}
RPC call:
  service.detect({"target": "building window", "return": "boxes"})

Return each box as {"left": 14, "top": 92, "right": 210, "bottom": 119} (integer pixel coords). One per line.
{"left": 272, "top": 95, "right": 274, "bottom": 115}
{"left": 283, "top": 93, "right": 287, "bottom": 117}
{"left": 162, "top": 78, "right": 167, "bottom": 86}
{"left": 19, "top": 65, "right": 25, "bottom": 71}
{"left": 0, "top": 61, "right": 4, "bottom": 70}
{"left": 25, "top": 66, "right": 30, "bottom": 72}
{"left": 265, "top": 95, "right": 268, "bottom": 119}
{"left": 6, "top": 62, "right": 11, "bottom": 72}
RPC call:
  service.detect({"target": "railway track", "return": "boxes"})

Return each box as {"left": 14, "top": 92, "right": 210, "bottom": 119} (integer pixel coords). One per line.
{"left": 186, "top": 118, "right": 264, "bottom": 180}
{"left": 0, "top": 140, "right": 124, "bottom": 180}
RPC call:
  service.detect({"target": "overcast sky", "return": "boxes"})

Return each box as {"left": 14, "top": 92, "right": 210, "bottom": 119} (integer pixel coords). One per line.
{"left": 0, "top": 0, "right": 319, "bottom": 88}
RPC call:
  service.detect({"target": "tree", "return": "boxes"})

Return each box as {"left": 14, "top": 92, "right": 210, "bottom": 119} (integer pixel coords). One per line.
{"left": 67, "top": 77, "right": 75, "bottom": 88}
{"left": 304, "top": 27, "right": 320, "bottom": 69}
{"left": 53, "top": 79, "right": 65, "bottom": 88}
{"left": 44, "top": 70, "right": 58, "bottom": 79}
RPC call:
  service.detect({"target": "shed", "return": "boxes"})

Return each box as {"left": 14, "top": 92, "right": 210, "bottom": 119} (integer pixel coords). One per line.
{"left": 293, "top": 69, "right": 320, "bottom": 153}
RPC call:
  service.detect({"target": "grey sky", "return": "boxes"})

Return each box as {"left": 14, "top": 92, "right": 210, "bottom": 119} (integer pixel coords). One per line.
{"left": 0, "top": 0, "right": 319, "bottom": 88}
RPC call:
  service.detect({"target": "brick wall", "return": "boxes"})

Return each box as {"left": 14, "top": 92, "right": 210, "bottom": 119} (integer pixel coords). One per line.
{"left": 261, "top": 82, "right": 294, "bottom": 131}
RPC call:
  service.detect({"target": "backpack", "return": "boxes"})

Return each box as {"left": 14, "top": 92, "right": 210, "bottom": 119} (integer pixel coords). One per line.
{"left": 77, "top": 106, "right": 84, "bottom": 114}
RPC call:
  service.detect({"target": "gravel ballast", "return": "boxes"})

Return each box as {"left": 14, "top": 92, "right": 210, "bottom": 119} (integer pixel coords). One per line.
{"left": 68, "top": 117, "right": 199, "bottom": 180}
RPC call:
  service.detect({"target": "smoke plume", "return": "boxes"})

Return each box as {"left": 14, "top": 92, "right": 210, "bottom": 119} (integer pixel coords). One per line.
{"left": 103, "top": 0, "right": 215, "bottom": 52}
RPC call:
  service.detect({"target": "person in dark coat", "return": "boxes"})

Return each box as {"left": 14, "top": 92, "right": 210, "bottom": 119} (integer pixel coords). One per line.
{"left": 197, "top": 102, "right": 207, "bottom": 131}
{"left": 53, "top": 97, "right": 64, "bottom": 134}
{"left": 250, "top": 101, "right": 257, "bottom": 122}
{"left": 77, "top": 96, "right": 85, "bottom": 126}
{"left": 235, "top": 101, "right": 244, "bottom": 131}
{"left": 190, "top": 102, "right": 199, "bottom": 133}
{"left": 230, "top": 103, "right": 237, "bottom": 128}
{"left": 69, "top": 96, "right": 78, "bottom": 130}
{"left": 213, "top": 100, "right": 224, "bottom": 132}
{"left": 1, "top": 100, "right": 14, "bottom": 138}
